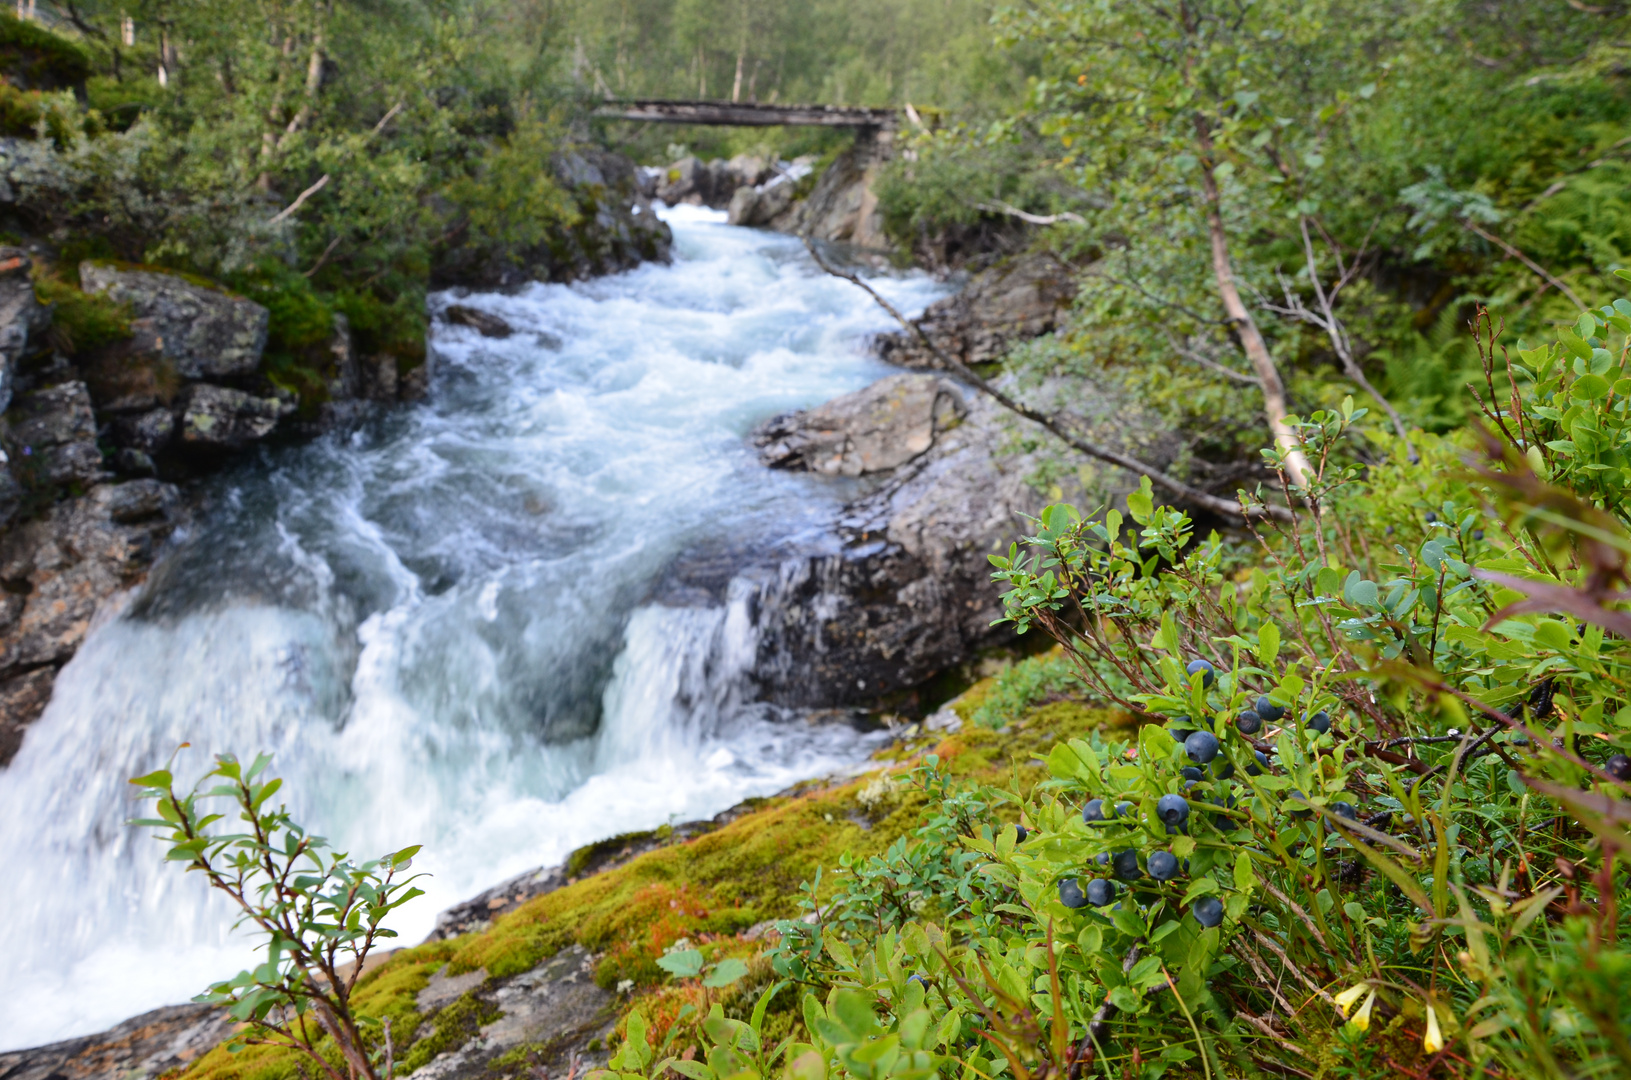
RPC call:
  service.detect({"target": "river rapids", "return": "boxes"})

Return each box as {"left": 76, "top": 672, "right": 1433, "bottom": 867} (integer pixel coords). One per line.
{"left": 0, "top": 205, "right": 946, "bottom": 1050}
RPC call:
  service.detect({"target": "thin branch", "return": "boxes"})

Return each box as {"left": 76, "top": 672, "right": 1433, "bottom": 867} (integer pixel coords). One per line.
{"left": 269, "top": 173, "right": 330, "bottom": 226}
{"left": 973, "top": 200, "right": 1086, "bottom": 226}
{"left": 802, "top": 237, "right": 1291, "bottom": 522}
{"left": 304, "top": 235, "right": 343, "bottom": 277}
{"left": 1168, "top": 331, "right": 1261, "bottom": 385}
{"left": 1463, "top": 218, "right": 1588, "bottom": 311}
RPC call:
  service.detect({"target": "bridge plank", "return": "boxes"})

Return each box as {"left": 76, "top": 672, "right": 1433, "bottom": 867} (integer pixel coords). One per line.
{"left": 595, "top": 99, "right": 897, "bottom": 128}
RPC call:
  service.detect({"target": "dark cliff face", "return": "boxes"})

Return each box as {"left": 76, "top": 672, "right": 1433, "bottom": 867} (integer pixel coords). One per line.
{"left": 430, "top": 149, "right": 673, "bottom": 291}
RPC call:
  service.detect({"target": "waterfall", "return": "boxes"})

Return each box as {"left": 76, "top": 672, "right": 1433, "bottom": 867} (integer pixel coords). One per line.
{"left": 0, "top": 205, "right": 943, "bottom": 1049}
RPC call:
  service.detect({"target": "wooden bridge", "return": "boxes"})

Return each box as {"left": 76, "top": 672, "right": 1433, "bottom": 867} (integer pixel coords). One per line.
{"left": 594, "top": 99, "right": 899, "bottom": 130}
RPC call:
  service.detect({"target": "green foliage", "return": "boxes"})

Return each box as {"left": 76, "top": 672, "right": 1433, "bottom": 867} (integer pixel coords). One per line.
{"left": 129, "top": 753, "right": 425, "bottom": 1080}
{"left": 32, "top": 259, "right": 130, "bottom": 352}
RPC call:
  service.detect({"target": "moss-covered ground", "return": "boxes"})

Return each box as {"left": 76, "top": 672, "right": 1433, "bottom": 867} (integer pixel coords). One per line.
{"left": 175, "top": 651, "right": 1113, "bottom": 1080}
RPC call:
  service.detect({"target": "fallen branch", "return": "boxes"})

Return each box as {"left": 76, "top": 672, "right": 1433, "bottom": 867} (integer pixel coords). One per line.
{"left": 801, "top": 236, "right": 1292, "bottom": 523}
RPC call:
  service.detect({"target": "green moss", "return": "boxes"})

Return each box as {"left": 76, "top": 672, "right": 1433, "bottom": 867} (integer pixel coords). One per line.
{"left": 172, "top": 708, "right": 1134, "bottom": 1080}
{"left": 0, "top": 13, "right": 89, "bottom": 89}
{"left": 564, "top": 828, "right": 662, "bottom": 879}
{"left": 33, "top": 263, "right": 131, "bottom": 353}
{"left": 396, "top": 991, "right": 501, "bottom": 1075}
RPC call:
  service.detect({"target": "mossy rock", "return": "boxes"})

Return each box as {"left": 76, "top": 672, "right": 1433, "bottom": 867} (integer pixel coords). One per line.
{"left": 0, "top": 14, "right": 89, "bottom": 92}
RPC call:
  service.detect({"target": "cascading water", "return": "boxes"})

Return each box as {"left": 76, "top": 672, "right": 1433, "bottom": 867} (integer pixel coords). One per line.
{"left": 0, "top": 205, "right": 946, "bottom": 1050}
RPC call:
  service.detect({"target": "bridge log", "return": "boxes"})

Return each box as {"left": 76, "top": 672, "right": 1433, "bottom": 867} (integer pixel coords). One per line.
{"left": 595, "top": 99, "right": 897, "bottom": 129}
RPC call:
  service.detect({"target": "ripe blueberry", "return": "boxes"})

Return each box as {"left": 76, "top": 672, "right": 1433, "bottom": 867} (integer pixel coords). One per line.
{"left": 1212, "top": 760, "right": 1235, "bottom": 780}
{"left": 1185, "top": 730, "right": 1221, "bottom": 765}
{"left": 1425, "top": 511, "right": 1438, "bottom": 523}
{"left": 1113, "top": 801, "right": 1133, "bottom": 819}
{"left": 1181, "top": 766, "right": 1204, "bottom": 782}
{"left": 1082, "top": 798, "right": 1106, "bottom": 823}
{"left": 1013, "top": 823, "right": 1028, "bottom": 843}
{"left": 1095, "top": 852, "right": 1110, "bottom": 866}
{"left": 1059, "top": 878, "right": 1088, "bottom": 908}
{"left": 1305, "top": 711, "right": 1331, "bottom": 735}
{"left": 1157, "top": 793, "right": 1191, "bottom": 828}
{"left": 1186, "top": 658, "right": 1217, "bottom": 687}
{"left": 1331, "top": 801, "right": 1358, "bottom": 821}
{"left": 1086, "top": 878, "right": 1115, "bottom": 907}
{"left": 1236, "top": 710, "right": 1262, "bottom": 735}
{"left": 1148, "top": 851, "right": 1179, "bottom": 881}
{"left": 1288, "top": 790, "right": 1313, "bottom": 818}
{"left": 1192, "top": 896, "right": 1224, "bottom": 928}
{"left": 1111, "top": 850, "right": 1141, "bottom": 880}
{"left": 1254, "top": 696, "right": 1286, "bottom": 723}
{"left": 1608, "top": 754, "right": 1631, "bottom": 782}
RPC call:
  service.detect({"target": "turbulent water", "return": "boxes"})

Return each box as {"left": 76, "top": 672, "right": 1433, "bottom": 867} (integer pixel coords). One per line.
{"left": 0, "top": 206, "right": 946, "bottom": 1051}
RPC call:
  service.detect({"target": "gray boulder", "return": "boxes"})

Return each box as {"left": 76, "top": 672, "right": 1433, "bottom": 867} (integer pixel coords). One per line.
{"left": 875, "top": 252, "right": 1078, "bottom": 369}
{"left": 79, "top": 263, "right": 269, "bottom": 381}
{"left": 443, "top": 304, "right": 513, "bottom": 339}
{"left": 178, "top": 383, "right": 281, "bottom": 451}
{"left": 9, "top": 381, "right": 102, "bottom": 486}
{"left": 752, "top": 373, "right": 966, "bottom": 476}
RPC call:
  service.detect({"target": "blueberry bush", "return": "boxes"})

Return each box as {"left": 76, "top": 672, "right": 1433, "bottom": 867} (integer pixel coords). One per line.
{"left": 602, "top": 298, "right": 1631, "bottom": 1079}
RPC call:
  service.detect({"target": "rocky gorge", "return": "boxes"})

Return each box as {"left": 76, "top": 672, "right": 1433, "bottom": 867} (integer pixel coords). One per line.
{"left": 0, "top": 135, "right": 1138, "bottom": 1069}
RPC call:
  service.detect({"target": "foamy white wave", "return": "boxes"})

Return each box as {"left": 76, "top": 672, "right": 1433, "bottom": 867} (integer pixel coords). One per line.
{"left": 0, "top": 211, "right": 940, "bottom": 1049}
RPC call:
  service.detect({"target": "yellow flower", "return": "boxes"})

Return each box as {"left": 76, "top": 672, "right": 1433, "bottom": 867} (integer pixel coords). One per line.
{"left": 1424, "top": 1001, "right": 1445, "bottom": 1054}
{"left": 1333, "top": 982, "right": 1370, "bottom": 1015}
{"left": 1349, "top": 989, "right": 1378, "bottom": 1032}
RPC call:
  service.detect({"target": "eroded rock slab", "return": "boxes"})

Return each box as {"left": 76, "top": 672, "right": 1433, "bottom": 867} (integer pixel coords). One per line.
{"left": 0, "top": 1003, "right": 235, "bottom": 1080}
{"left": 178, "top": 383, "right": 283, "bottom": 451}
{"left": 0, "top": 479, "right": 183, "bottom": 765}
{"left": 403, "top": 946, "right": 615, "bottom": 1080}
{"left": 8, "top": 381, "right": 102, "bottom": 486}
{"left": 752, "top": 373, "right": 966, "bottom": 476}
{"left": 875, "top": 252, "right": 1078, "bottom": 370}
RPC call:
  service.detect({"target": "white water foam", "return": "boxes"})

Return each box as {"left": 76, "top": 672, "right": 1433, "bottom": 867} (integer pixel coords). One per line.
{"left": 0, "top": 206, "right": 943, "bottom": 1049}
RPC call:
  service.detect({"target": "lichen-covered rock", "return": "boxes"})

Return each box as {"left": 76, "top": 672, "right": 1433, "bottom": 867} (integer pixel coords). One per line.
{"left": 874, "top": 252, "right": 1079, "bottom": 369}
{"left": 0, "top": 1003, "right": 233, "bottom": 1080}
{"left": 399, "top": 945, "right": 614, "bottom": 1080}
{"left": 752, "top": 373, "right": 966, "bottom": 476}
{"left": 177, "top": 383, "right": 280, "bottom": 450}
{"left": 8, "top": 380, "right": 102, "bottom": 485}
{"left": 784, "top": 134, "right": 892, "bottom": 249}
{"left": 79, "top": 263, "right": 269, "bottom": 381}
{"left": 0, "top": 479, "right": 182, "bottom": 764}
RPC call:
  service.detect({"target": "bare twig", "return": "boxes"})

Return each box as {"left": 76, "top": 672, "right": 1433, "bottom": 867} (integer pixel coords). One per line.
{"left": 1258, "top": 218, "right": 1417, "bottom": 459}
{"left": 802, "top": 236, "right": 1292, "bottom": 523}
{"left": 1169, "top": 331, "right": 1262, "bottom": 385}
{"left": 304, "top": 235, "right": 343, "bottom": 277}
{"left": 269, "top": 173, "right": 330, "bottom": 226}
{"left": 973, "top": 200, "right": 1086, "bottom": 226}
{"left": 1462, "top": 219, "right": 1588, "bottom": 310}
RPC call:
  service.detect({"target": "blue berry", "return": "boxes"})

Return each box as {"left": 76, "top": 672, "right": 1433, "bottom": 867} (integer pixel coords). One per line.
{"left": 1186, "top": 659, "right": 1217, "bottom": 687}
{"left": 1235, "top": 710, "right": 1262, "bottom": 735}
{"left": 1305, "top": 711, "right": 1331, "bottom": 735}
{"left": 1082, "top": 798, "right": 1106, "bottom": 823}
{"left": 1059, "top": 878, "right": 1088, "bottom": 908}
{"left": 1212, "top": 760, "right": 1235, "bottom": 780}
{"left": 1095, "top": 852, "right": 1110, "bottom": 866}
{"left": 1609, "top": 754, "right": 1631, "bottom": 782}
{"left": 1111, "top": 850, "right": 1141, "bottom": 880}
{"left": 1192, "top": 896, "right": 1224, "bottom": 928}
{"left": 1157, "top": 793, "right": 1191, "bottom": 828}
{"left": 1288, "top": 790, "right": 1313, "bottom": 819}
{"left": 1113, "top": 801, "right": 1133, "bottom": 819}
{"left": 1086, "top": 878, "right": 1115, "bottom": 907}
{"left": 1148, "top": 851, "right": 1179, "bottom": 881}
{"left": 1185, "top": 730, "right": 1221, "bottom": 765}
{"left": 1013, "top": 823, "right": 1028, "bottom": 843}
{"left": 1181, "top": 766, "right": 1204, "bottom": 782}
{"left": 1254, "top": 696, "right": 1286, "bottom": 723}
{"left": 1331, "top": 801, "right": 1358, "bottom": 821}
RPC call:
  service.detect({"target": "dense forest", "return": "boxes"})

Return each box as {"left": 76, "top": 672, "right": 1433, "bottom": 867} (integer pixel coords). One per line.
{"left": 10, "top": 0, "right": 1631, "bottom": 1077}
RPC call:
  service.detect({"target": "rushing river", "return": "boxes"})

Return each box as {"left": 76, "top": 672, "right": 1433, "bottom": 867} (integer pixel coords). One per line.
{"left": 0, "top": 205, "right": 946, "bottom": 1051}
